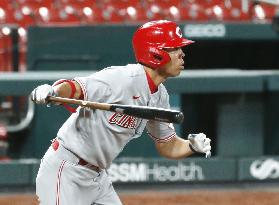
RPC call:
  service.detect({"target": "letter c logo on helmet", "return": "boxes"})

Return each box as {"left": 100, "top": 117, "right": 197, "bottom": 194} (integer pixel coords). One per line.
{"left": 176, "top": 27, "right": 182, "bottom": 38}
{"left": 132, "top": 20, "right": 194, "bottom": 69}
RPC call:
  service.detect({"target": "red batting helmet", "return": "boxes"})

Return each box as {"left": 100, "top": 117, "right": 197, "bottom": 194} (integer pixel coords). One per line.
{"left": 132, "top": 20, "right": 194, "bottom": 69}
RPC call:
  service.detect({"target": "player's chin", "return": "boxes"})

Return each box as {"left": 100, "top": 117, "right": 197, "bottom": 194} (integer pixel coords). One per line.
{"left": 178, "top": 65, "right": 184, "bottom": 72}
{"left": 167, "top": 66, "right": 183, "bottom": 77}
{"left": 171, "top": 69, "right": 182, "bottom": 77}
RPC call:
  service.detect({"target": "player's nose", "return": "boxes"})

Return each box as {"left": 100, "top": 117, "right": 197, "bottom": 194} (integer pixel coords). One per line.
{"left": 178, "top": 48, "right": 185, "bottom": 58}
{"left": 181, "top": 50, "right": 185, "bottom": 58}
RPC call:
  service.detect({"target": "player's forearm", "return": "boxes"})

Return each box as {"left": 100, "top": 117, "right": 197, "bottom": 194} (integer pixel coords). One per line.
{"left": 155, "top": 136, "right": 194, "bottom": 159}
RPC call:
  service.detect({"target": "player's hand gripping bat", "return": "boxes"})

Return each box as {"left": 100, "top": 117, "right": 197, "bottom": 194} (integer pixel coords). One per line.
{"left": 46, "top": 96, "right": 184, "bottom": 124}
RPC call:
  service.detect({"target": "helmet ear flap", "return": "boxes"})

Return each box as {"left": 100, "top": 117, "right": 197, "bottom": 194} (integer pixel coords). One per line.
{"left": 148, "top": 47, "right": 171, "bottom": 68}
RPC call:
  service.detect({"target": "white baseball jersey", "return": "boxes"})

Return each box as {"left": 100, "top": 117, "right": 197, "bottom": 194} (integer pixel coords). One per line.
{"left": 57, "top": 64, "right": 176, "bottom": 169}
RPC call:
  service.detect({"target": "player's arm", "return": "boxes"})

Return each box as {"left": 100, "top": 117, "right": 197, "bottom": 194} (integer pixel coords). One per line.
{"left": 30, "top": 80, "right": 83, "bottom": 105}
{"left": 155, "top": 136, "right": 194, "bottom": 159}
{"left": 155, "top": 133, "right": 211, "bottom": 159}
{"left": 53, "top": 80, "right": 83, "bottom": 99}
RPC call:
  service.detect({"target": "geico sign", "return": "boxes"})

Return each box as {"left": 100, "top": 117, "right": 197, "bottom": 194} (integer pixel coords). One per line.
{"left": 108, "top": 162, "right": 204, "bottom": 182}
{"left": 184, "top": 24, "right": 226, "bottom": 38}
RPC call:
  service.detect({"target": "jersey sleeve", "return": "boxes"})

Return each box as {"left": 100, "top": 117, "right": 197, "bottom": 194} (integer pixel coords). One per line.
{"left": 146, "top": 121, "right": 176, "bottom": 142}
{"left": 146, "top": 85, "right": 176, "bottom": 143}
{"left": 74, "top": 75, "right": 111, "bottom": 102}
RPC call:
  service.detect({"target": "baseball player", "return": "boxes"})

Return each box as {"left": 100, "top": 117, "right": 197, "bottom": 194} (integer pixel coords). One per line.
{"left": 31, "top": 20, "right": 211, "bottom": 205}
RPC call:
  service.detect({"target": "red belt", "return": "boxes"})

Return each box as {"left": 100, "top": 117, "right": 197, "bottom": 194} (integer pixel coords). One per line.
{"left": 51, "top": 139, "right": 100, "bottom": 173}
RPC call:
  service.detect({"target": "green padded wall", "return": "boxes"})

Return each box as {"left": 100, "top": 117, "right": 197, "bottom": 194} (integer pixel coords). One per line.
{"left": 27, "top": 25, "right": 137, "bottom": 71}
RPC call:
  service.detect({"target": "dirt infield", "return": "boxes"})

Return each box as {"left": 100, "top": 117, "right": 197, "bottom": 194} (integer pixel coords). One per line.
{"left": 121, "top": 191, "right": 279, "bottom": 205}
{"left": 0, "top": 190, "right": 278, "bottom": 205}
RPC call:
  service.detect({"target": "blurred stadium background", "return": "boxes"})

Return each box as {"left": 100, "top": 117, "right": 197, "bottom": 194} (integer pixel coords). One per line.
{"left": 1, "top": 0, "right": 279, "bottom": 204}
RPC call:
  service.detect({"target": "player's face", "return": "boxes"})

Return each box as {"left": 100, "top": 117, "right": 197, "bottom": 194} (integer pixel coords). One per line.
{"left": 159, "top": 47, "right": 185, "bottom": 77}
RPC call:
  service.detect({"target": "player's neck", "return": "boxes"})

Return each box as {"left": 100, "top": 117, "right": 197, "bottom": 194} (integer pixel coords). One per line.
{"left": 144, "top": 66, "right": 167, "bottom": 86}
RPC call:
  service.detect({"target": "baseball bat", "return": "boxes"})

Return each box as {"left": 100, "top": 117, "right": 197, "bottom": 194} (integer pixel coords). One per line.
{"left": 46, "top": 96, "right": 184, "bottom": 124}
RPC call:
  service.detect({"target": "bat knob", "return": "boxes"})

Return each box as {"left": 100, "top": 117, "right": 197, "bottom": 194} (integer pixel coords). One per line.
{"left": 174, "top": 112, "right": 184, "bottom": 124}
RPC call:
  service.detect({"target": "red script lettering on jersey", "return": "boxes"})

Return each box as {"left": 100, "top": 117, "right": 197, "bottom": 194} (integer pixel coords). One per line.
{"left": 109, "top": 113, "right": 137, "bottom": 129}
